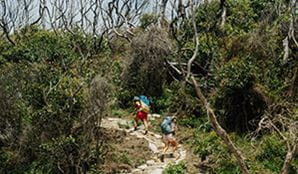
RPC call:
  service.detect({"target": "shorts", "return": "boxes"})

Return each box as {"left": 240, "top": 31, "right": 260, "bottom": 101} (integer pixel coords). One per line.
{"left": 163, "top": 133, "right": 176, "bottom": 143}
{"left": 135, "top": 111, "right": 148, "bottom": 121}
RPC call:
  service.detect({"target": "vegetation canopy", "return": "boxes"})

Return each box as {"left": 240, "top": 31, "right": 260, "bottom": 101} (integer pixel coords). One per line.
{"left": 0, "top": 0, "right": 297, "bottom": 173}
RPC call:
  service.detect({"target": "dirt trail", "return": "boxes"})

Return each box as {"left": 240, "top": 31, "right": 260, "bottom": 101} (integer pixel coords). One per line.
{"left": 101, "top": 117, "right": 187, "bottom": 174}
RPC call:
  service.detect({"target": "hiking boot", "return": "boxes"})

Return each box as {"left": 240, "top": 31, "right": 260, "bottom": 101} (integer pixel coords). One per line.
{"left": 144, "top": 130, "right": 148, "bottom": 135}
{"left": 169, "top": 153, "right": 175, "bottom": 158}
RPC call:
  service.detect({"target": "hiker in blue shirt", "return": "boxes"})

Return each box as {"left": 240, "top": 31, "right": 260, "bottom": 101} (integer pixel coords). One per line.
{"left": 160, "top": 115, "right": 178, "bottom": 162}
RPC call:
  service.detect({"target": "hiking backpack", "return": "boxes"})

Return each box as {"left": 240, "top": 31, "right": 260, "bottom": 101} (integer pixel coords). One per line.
{"left": 160, "top": 116, "right": 172, "bottom": 134}
{"left": 139, "top": 95, "right": 150, "bottom": 113}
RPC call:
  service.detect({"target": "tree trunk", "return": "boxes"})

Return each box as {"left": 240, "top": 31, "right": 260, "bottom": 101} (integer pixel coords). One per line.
{"left": 220, "top": 0, "right": 227, "bottom": 28}
{"left": 159, "top": 0, "right": 168, "bottom": 26}
{"left": 281, "top": 143, "right": 297, "bottom": 174}
{"left": 191, "top": 76, "right": 250, "bottom": 174}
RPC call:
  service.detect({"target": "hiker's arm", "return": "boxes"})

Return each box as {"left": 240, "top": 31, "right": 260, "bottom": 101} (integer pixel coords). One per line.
{"left": 171, "top": 123, "right": 177, "bottom": 133}
{"left": 135, "top": 101, "right": 142, "bottom": 112}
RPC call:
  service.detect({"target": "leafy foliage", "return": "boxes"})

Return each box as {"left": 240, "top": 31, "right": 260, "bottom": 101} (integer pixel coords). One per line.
{"left": 0, "top": 28, "right": 110, "bottom": 173}
{"left": 256, "top": 134, "right": 298, "bottom": 173}
{"left": 121, "top": 28, "right": 173, "bottom": 106}
{"left": 163, "top": 162, "right": 187, "bottom": 174}
{"left": 0, "top": 0, "right": 298, "bottom": 173}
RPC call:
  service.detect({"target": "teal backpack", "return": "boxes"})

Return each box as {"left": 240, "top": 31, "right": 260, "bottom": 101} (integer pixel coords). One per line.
{"left": 160, "top": 116, "right": 172, "bottom": 134}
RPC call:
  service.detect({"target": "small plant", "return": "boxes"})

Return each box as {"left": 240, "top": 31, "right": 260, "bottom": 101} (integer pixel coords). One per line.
{"left": 136, "top": 158, "right": 146, "bottom": 167}
{"left": 118, "top": 154, "right": 132, "bottom": 166}
{"left": 163, "top": 162, "right": 187, "bottom": 174}
{"left": 193, "top": 131, "right": 227, "bottom": 159}
{"left": 256, "top": 134, "right": 287, "bottom": 172}
{"left": 111, "top": 109, "right": 128, "bottom": 118}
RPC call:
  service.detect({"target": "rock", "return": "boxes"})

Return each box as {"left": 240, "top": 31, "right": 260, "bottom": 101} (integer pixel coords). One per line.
{"left": 148, "top": 142, "right": 159, "bottom": 153}
{"left": 138, "top": 164, "right": 148, "bottom": 170}
{"left": 128, "top": 127, "right": 135, "bottom": 131}
{"left": 146, "top": 160, "right": 155, "bottom": 165}
{"left": 180, "top": 150, "right": 187, "bottom": 159}
{"left": 107, "top": 117, "right": 118, "bottom": 121}
{"left": 151, "top": 114, "right": 161, "bottom": 118}
{"left": 136, "top": 134, "right": 144, "bottom": 139}
{"left": 138, "top": 125, "right": 145, "bottom": 129}
{"left": 154, "top": 134, "right": 162, "bottom": 139}
{"left": 130, "top": 132, "right": 137, "bottom": 136}
{"left": 149, "top": 168, "right": 163, "bottom": 174}
{"left": 149, "top": 116, "right": 156, "bottom": 121}
{"left": 131, "top": 168, "right": 142, "bottom": 174}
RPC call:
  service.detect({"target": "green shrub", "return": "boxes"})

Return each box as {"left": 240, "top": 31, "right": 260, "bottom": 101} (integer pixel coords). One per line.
{"left": 192, "top": 131, "right": 228, "bottom": 160}
{"left": 140, "top": 13, "right": 158, "bottom": 29}
{"left": 0, "top": 29, "right": 110, "bottom": 173}
{"left": 217, "top": 162, "right": 241, "bottom": 174}
{"left": 225, "top": 0, "right": 257, "bottom": 34}
{"left": 153, "top": 82, "right": 200, "bottom": 116}
{"left": 257, "top": 134, "right": 286, "bottom": 172}
{"left": 3, "top": 30, "right": 77, "bottom": 65}
{"left": 178, "top": 116, "right": 200, "bottom": 128}
{"left": 216, "top": 58, "right": 256, "bottom": 91}
{"left": 213, "top": 58, "right": 268, "bottom": 133}
{"left": 163, "top": 162, "right": 187, "bottom": 174}
{"left": 121, "top": 28, "right": 173, "bottom": 102}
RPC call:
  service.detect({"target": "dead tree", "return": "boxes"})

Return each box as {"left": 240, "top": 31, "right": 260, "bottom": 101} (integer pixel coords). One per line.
{"left": 0, "top": 0, "right": 16, "bottom": 45}
{"left": 183, "top": 2, "right": 249, "bottom": 173}
{"left": 30, "top": 0, "right": 46, "bottom": 27}
{"left": 255, "top": 103, "right": 298, "bottom": 174}
{"left": 191, "top": 76, "right": 250, "bottom": 174}
{"left": 283, "top": 0, "right": 297, "bottom": 63}
{"left": 186, "top": 0, "right": 199, "bottom": 80}
{"left": 220, "top": 0, "right": 226, "bottom": 28}
{"left": 159, "top": 0, "right": 168, "bottom": 23}
{"left": 99, "top": 0, "right": 149, "bottom": 41}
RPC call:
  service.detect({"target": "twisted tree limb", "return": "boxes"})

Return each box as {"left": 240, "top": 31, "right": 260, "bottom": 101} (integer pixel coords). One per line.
{"left": 191, "top": 76, "right": 250, "bottom": 174}
{"left": 282, "top": 140, "right": 297, "bottom": 174}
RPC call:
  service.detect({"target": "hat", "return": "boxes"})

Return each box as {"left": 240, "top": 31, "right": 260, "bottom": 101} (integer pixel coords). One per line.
{"left": 133, "top": 96, "right": 140, "bottom": 101}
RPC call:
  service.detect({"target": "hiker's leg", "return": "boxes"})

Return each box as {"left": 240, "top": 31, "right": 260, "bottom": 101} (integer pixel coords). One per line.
{"left": 162, "top": 135, "right": 170, "bottom": 153}
{"left": 143, "top": 119, "right": 148, "bottom": 131}
{"left": 162, "top": 142, "right": 169, "bottom": 154}
{"left": 134, "top": 117, "right": 138, "bottom": 130}
{"left": 160, "top": 141, "right": 169, "bottom": 162}
{"left": 171, "top": 140, "right": 178, "bottom": 152}
{"left": 139, "top": 112, "right": 148, "bottom": 134}
{"left": 160, "top": 135, "right": 170, "bottom": 162}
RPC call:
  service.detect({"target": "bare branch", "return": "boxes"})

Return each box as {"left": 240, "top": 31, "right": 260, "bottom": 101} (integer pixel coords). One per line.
{"left": 186, "top": 0, "right": 199, "bottom": 80}
{"left": 191, "top": 76, "right": 250, "bottom": 174}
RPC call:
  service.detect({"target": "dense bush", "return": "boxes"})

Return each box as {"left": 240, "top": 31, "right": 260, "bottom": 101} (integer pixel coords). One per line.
{"left": 256, "top": 134, "right": 298, "bottom": 173}
{"left": 213, "top": 59, "right": 268, "bottom": 133}
{"left": 121, "top": 28, "right": 173, "bottom": 107}
{"left": 0, "top": 0, "right": 297, "bottom": 173}
{"left": 0, "top": 28, "right": 110, "bottom": 173}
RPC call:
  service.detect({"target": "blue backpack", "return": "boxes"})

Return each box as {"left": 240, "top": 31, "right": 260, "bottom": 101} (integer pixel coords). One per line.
{"left": 140, "top": 95, "right": 150, "bottom": 112}
{"left": 160, "top": 116, "right": 172, "bottom": 134}
{"left": 139, "top": 95, "right": 150, "bottom": 106}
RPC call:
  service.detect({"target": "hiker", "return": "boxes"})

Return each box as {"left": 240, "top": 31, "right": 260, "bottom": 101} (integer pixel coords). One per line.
{"left": 133, "top": 96, "right": 150, "bottom": 134}
{"left": 160, "top": 115, "right": 178, "bottom": 162}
